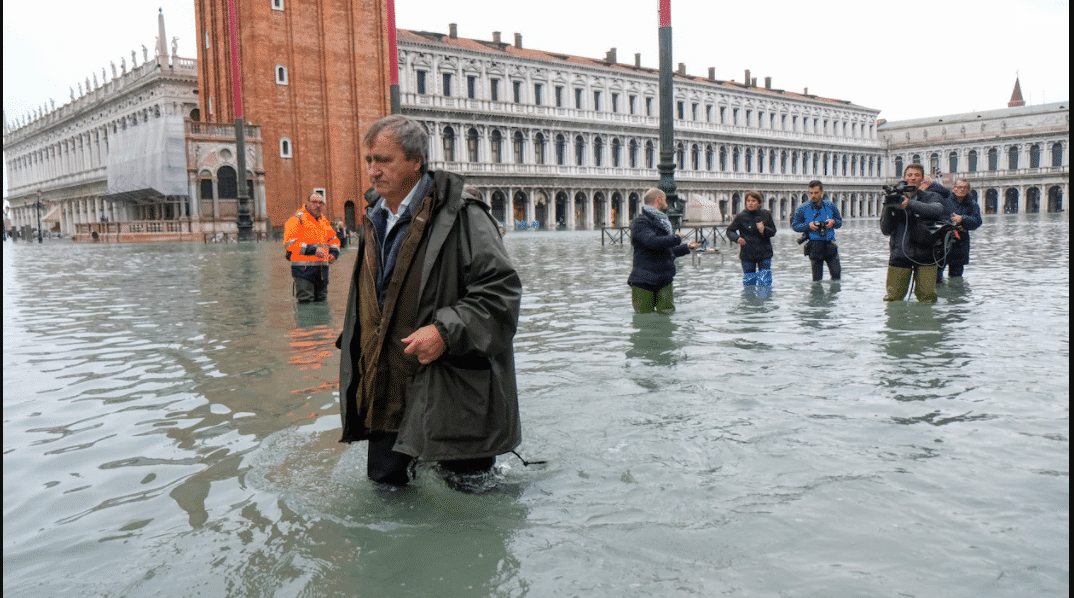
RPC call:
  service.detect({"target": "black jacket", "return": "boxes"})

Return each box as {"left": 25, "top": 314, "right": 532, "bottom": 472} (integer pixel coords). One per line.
{"left": 880, "top": 189, "right": 947, "bottom": 265}
{"left": 727, "top": 208, "right": 777, "bottom": 262}
{"left": 627, "top": 209, "right": 690, "bottom": 292}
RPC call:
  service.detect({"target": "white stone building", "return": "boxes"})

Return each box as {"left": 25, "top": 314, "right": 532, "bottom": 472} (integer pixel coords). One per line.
{"left": 879, "top": 82, "right": 1068, "bottom": 215}
{"left": 397, "top": 27, "right": 888, "bottom": 229}
{"left": 2, "top": 12, "right": 266, "bottom": 242}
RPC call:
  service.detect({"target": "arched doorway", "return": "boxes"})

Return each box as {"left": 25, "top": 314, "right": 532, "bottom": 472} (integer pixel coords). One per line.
{"left": 985, "top": 189, "right": 999, "bottom": 214}
{"left": 574, "top": 192, "right": 588, "bottom": 229}
{"left": 1025, "top": 187, "right": 1041, "bottom": 213}
{"left": 719, "top": 199, "right": 728, "bottom": 222}
{"left": 534, "top": 191, "right": 549, "bottom": 228}
{"left": 1048, "top": 186, "right": 1064, "bottom": 212}
{"left": 780, "top": 198, "right": 788, "bottom": 220}
{"left": 1004, "top": 188, "right": 1019, "bottom": 214}
{"left": 628, "top": 192, "right": 641, "bottom": 222}
{"left": 731, "top": 193, "right": 741, "bottom": 215}
{"left": 344, "top": 201, "right": 356, "bottom": 232}
{"left": 611, "top": 192, "right": 623, "bottom": 227}
{"left": 555, "top": 192, "right": 569, "bottom": 229}
{"left": 490, "top": 190, "right": 507, "bottom": 225}
{"left": 593, "top": 192, "right": 607, "bottom": 227}
{"left": 513, "top": 191, "right": 529, "bottom": 225}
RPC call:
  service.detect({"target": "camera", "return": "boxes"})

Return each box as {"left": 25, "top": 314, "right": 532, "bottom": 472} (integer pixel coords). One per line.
{"left": 883, "top": 182, "right": 918, "bottom": 205}
{"left": 797, "top": 221, "right": 827, "bottom": 246}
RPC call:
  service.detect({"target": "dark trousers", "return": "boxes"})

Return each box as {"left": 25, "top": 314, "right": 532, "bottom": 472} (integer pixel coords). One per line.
{"left": 366, "top": 432, "right": 495, "bottom": 486}
{"left": 292, "top": 265, "right": 328, "bottom": 302}
{"left": 808, "top": 240, "right": 841, "bottom": 281}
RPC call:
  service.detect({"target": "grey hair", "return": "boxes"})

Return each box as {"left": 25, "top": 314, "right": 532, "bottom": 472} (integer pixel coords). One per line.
{"left": 363, "top": 115, "right": 429, "bottom": 172}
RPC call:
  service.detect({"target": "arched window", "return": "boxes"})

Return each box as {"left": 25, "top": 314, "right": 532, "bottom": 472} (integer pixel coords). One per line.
{"left": 279, "top": 137, "right": 292, "bottom": 158}
{"left": 791, "top": 150, "right": 799, "bottom": 174}
{"left": 745, "top": 148, "right": 753, "bottom": 173}
{"left": 556, "top": 134, "right": 566, "bottom": 165}
{"left": 645, "top": 141, "right": 655, "bottom": 169}
{"left": 719, "top": 146, "right": 727, "bottom": 171}
{"left": 275, "top": 65, "right": 288, "bottom": 85}
{"left": 911, "top": 154, "right": 921, "bottom": 166}
{"left": 1052, "top": 142, "right": 1064, "bottom": 167}
{"left": 629, "top": 139, "right": 638, "bottom": 168}
{"left": 676, "top": 143, "right": 685, "bottom": 170}
{"left": 1029, "top": 144, "right": 1041, "bottom": 169}
{"left": 442, "top": 126, "right": 456, "bottom": 162}
{"left": 949, "top": 151, "right": 958, "bottom": 173}
{"left": 217, "top": 165, "right": 237, "bottom": 198}
{"left": 1007, "top": 145, "right": 1019, "bottom": 170}
{"left": 692, "top": 144, "right": 700, "bottom": 170}
{"left": 968, "top": 149, "right": 978, "bottom": 172}
{"left": 575, "top": 135, "right": 585, "bottom": 166}
{"left": 929, "top": 152, "right": 940, "bottom": 174}
{"left": 535, "top": 133, "right": 546, "bottom": 165}
{"left": 593, "top": 136, "right": 604, "bottom": 167}
{"left": 988, "top": 147, "right": 998, "bottom": 171}
{"left": 895, "top": 156, "right": 904, "bottom": 178}
{"left": 706, "top": 145, "right": 714, "bottom": 171}
{"left": 732, "top": 146, "right": 740, "bottom": 172}
{"left": 612, "top": 138, "right": 622, "bottom": 167}
{"left": 780, "top": 150, "right": 787, "bottom": 174}
{"left": 467, "top": 128, "right": 479, "bottom": 162}
{"left": 513, "top": 131, "right": 524, "bottom": 164}
{"left": 490, "top": 130, "right": 503, "bottom": 164}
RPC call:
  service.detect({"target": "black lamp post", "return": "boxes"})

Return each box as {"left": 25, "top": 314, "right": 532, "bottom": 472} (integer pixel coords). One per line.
{"left": 657, "top": 0, "right": 682, "bottom": 229}
{"left": 36, "top": 190, "right": 44, "bottom": 243}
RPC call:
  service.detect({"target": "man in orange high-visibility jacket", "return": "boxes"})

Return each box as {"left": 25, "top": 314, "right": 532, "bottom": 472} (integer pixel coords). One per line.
{"left": 284, "top": 192, "right": 340, "bottom": 302}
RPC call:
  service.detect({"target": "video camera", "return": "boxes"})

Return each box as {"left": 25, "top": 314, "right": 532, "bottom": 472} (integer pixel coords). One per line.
{"left": 883, "top": 182, "right": 919, "bottom": 206}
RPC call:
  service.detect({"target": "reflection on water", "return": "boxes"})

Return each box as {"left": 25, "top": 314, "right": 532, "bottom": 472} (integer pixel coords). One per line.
{"left": 3, "top": 214, "right": 1069, "bottom": 597}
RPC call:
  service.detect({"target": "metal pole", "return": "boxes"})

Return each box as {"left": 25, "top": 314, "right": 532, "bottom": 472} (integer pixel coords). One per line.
{"left": 386, "top": 0, "right": 401, "bottom": 114}
{"left": 657, "top": 1, "right": 681, "bottom": 229}
{"left": 227, "top": 0, "right": 253, "bottom": 241}
{"left": 36, "top": 190, "right": 43, "bottom": 243}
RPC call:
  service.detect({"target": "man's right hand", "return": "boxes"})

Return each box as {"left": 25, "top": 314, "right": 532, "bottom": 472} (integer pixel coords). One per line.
{"left": 736, "top": 238, "right": 746, "bottom": 246}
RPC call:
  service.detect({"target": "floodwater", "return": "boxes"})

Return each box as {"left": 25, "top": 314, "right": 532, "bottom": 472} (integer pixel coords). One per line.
{"left": 3, "top": 213, "right": 1068, "bottom": 598}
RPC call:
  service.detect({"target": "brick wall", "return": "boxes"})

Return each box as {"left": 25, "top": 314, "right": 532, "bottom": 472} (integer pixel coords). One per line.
{"left": 195, "top": 0, "right": 391, "bottom": 226}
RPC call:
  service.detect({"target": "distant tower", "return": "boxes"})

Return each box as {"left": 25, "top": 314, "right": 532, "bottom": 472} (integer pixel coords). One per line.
{"left": 1008, "top": 77, "right": 1025, "bottom": 108}
{"left": 194, "top": 0, "right": 393, "bottom": 226}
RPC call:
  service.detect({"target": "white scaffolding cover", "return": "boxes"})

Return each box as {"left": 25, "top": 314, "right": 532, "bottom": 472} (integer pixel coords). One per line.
{"left": 106, "top": 114, "right": 187, "bottom": 196}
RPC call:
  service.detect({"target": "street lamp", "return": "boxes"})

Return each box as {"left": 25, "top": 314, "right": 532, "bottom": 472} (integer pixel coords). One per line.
{"left": 36, "top": 190, "right": 44, "bottom": 243}
{"left": 657, "top": 0, "right": 682, "bottom": 229}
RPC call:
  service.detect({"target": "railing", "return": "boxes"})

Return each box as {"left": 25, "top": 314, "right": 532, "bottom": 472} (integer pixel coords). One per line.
{"left": 73, "top": 219, "right": 272, "bottom": 242}
{"left": 402, "top": 92, "right": 879, "bottom": 146}
{"left": 186, "top": 121, "right": 261, "bottom": 139}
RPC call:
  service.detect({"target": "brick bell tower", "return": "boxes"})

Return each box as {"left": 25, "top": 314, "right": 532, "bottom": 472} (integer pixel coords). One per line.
{"left": 195, "top": 0, "right": 393, "bottom": 228}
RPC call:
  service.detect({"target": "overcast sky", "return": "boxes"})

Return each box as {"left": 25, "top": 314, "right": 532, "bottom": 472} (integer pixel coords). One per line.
{"left": 3, "top": 0, "right": 1069, "bottom": 195}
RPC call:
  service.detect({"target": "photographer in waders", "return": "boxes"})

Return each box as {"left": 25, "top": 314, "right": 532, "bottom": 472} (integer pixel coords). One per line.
{"left": 880, "top": 163, "right": 949, "bottom": 302}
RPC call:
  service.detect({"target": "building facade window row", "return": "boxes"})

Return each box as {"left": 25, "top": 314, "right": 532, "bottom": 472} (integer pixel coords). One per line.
{"left": 6, "top": 102, "right": 182, "bottom": 193}
{"left": 431, "top": 123, "right": 884, "bottom": 178}
{"left": 890, "top": 141, "right": 1066, "bottom": 177}
{"left": 402, "top": 47, "right": 878, "bottom": 141}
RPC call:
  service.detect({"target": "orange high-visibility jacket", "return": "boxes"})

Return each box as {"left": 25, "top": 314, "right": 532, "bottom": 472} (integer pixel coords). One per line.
{"left": 283, "top": 207, "right": 340, "bottom": 263}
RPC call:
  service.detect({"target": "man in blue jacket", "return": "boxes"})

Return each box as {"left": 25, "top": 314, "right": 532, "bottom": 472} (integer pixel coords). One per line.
{"left": 628, "top": 188, "right": 698, "bottom": 314}
{"left": 937, "top": 179, "right": 983, "bottom": 281}
{"left": 791, "top": 180, "right": 843, "bottom": 281}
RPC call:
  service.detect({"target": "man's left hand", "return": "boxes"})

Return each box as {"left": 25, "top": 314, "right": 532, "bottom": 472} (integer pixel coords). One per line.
{"left": 328, "top": 254, "right": 337, "bottom": 264}
{"left": 402, "top": 325, "right": 446, "bottom": 364}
